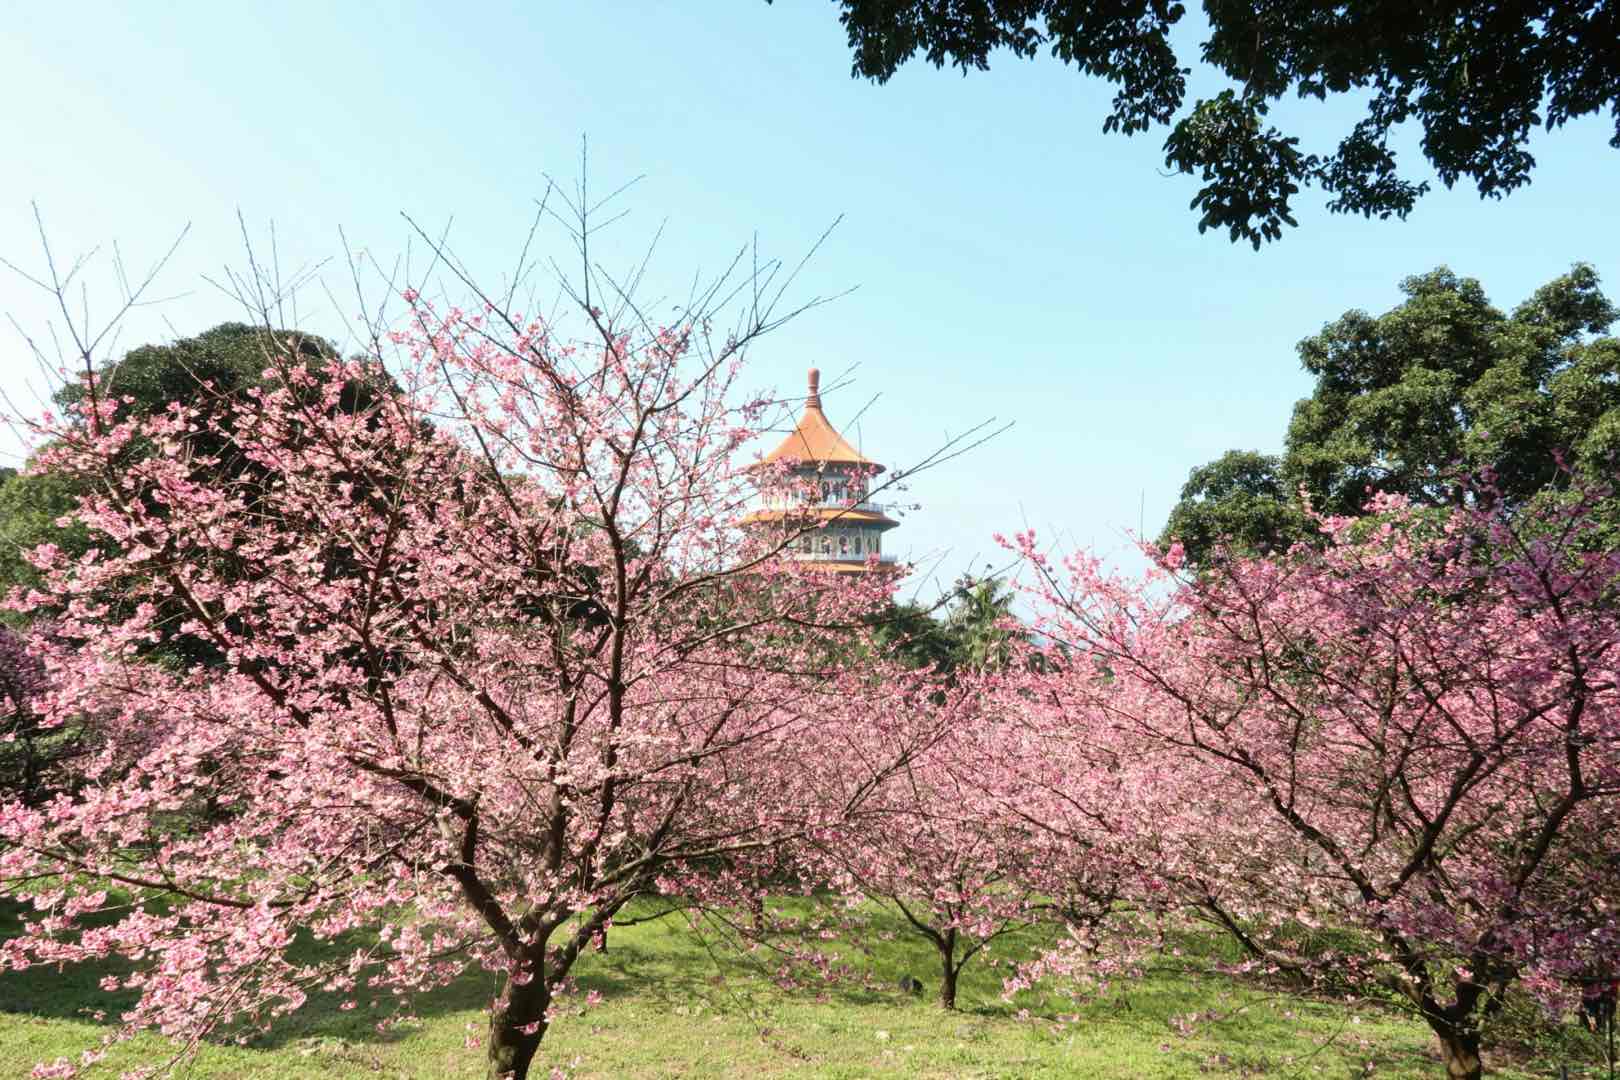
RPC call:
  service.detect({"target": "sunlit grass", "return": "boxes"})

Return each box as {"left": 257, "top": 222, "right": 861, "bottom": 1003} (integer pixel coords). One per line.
{"left": 1, "top": 897, "right": 1608, "bottom": 1078}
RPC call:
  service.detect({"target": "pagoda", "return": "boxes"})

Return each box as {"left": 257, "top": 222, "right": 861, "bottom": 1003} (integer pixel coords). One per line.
{"left": 742, "top": 368, "right": 900, "bottom": 573}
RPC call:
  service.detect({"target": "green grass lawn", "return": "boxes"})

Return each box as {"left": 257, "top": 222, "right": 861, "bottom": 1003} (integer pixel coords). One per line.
{"left": 1, "top": 899, "right": 1610, "bottom": 1078}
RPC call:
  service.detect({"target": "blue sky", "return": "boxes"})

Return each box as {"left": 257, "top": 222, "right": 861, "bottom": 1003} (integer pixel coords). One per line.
{"left": 4, "top": 2, "right": 1618, "bottom": 598}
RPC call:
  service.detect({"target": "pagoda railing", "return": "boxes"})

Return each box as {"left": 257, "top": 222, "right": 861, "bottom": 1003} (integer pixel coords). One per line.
{"left": 758, "top": 495, "right": 901, "bottom": 515}
{"left": 790, "top": 551, "right": 899, "bottom": 564}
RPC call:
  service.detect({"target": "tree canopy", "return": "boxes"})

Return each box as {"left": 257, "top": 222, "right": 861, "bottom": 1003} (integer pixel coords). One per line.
{"left": 868, "top": 574, "right": 1025, "bottom": 675}
{"left": 55, "top": 320, "right": 340, "bottom": 419}
{"left": 1161, "top": 264, "right": 1620, "bottom": 565}
{"left": 0, "top": 322, "right": 348, "bottom": 600}
{"left": 1157, "top": 449, "right": 1312, "bottom": 564}
{"left": 0, "top": 212, "right": 961, "bottom": 1080}
{"left": 799, "top": 0, "right": 1620, "bottom": 247}
{"left": 1011, "top": 488, "right": 1620, "bottom": 1080}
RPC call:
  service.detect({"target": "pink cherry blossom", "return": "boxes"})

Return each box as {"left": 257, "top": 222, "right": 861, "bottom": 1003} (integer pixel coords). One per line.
{"left": 999, "top": 486, "right": 1620, "bottom": 1080}
{"left": 1, "top": 262, "right": 939, "bottom": 1080}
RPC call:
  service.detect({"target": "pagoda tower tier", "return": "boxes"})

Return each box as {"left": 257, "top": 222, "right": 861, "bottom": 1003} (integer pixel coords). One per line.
{"left": 741, "top": 368, "right": 900, "bottom": 573}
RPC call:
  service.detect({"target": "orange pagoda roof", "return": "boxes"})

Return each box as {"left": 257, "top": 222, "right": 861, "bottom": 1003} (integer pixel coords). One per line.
{"left": 758, "top": 369, "right": 884, "bottom": 473}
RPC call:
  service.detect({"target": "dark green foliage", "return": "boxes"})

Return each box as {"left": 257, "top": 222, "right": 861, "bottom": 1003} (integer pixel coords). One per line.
{"left": 0, "top": 468, "right": 87, "bottom": 612}
{"left": 867, "top": 575, "right": 1025, "bottom": 674}
{"left": 5, "top": 324, "right": 346, "bottom": 576}
{"left": 0, "top": 324, "right": 364, "bottom": 661}
{"left": 940, "top": 575, "right": 1020, "bottom": 672}
{"left": 801, "top": 0, "right": 1620, "bottom": 247}
{"left": 0, "top": 625, "right": 88, "bottom": 807}
{"left": 1163, "top": 265, "right": 1620, "bottom": 565}
{"left": 867, "top": 599, "right": 961, "bottom": 672}
{"left": 1157, "top": 450, "right": 1312, "bottom": 565}
{"left": 1287, "top": 265, "right": 1618, "bottom": 517}
{"left": 0, "top": 325, "right": 358, "bottom": 802}
{"left": 56, "top": 321, "right": 334, "bottom": 416}
{"left": 33, "top": 325, "right": 352, "bottom": 661}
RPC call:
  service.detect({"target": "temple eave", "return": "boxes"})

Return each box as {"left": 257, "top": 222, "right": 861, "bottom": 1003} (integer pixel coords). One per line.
{"left": 747, "top": 454, "right": 886, "bottom": 475}
{"left": 789, "top": 558, "right": 903, "bottom": 574}
{"left": 741, "top": 368, "right": 903, "bottom": 577}
{"left": 740, "top": 507, "right": 899, "bottom": 528}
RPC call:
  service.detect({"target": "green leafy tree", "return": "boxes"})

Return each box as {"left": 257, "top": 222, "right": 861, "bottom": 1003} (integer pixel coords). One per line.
{"left": 1288, "top": 264, "right": 1619, "bottom": 514}
{"left": 55, "top": 320, "right": 337, "bottom": 417}
{"left": 867, "top": 598, "right": 961, "bottom": 672}
{"left": 942, "top": 575, "right": 1021, "bottom": 672}
{"left": 868, "top": 575, "right": 1025, "bottom": 674}
{"left": 1157, "top": 450, "right": 1312, "bottom": 564}
{"left": 1163, "top": 264, "right": 1620, "bottom": 564}
{"left": 0, "top": 467, "right": 89, "bottom": 613}
{"left": 2, "top": 322, "right": 346, "bottom": 589}
{"left": 0, "top": 324, "right": 357, "bottom": 806}
{"left": 795, "top": 0, "right": 1620, "bottom": 247}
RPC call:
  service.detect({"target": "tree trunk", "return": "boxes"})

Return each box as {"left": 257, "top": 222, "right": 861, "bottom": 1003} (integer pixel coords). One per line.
{"left": 1421, "top": 979, "right": 1487, "bottom": 1080}
{"left": 1432, "top": 1024, "right": 1482, "bottom": 1080}
{"left": 487, "top": 970, "right": 551, "bottom": 1080}
{"left": 938, "top": 928, "right": 958, "bottom": 1010}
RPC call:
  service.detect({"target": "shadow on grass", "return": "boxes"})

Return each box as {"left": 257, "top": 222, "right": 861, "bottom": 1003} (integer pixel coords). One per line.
{"left": 1, "top": 896, "right": 876, "bottom": 1054}
{"left": 0, "top": 898, "right": 143, "bottom": 1025}
{"left": 17, "top": 894, "right": 1595, "bottom": 1076}
{"left": 0, "top": 898, "right": 497, "bottom": 1054}
{"left": 579, "top": 898, "right": 1069, "bottom": 1020}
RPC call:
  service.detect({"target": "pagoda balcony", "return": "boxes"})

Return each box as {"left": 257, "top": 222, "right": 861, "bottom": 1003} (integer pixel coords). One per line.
{"left": 792, "top": 551, "right": 899, "bottom": 564}
{"left": 758, "top": 495, "right": 902, "bottom": 515}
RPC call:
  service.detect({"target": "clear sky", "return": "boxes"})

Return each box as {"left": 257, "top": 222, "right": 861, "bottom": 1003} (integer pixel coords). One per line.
{"left": 4, "top": 2, "right": 1618, "bottom": 599}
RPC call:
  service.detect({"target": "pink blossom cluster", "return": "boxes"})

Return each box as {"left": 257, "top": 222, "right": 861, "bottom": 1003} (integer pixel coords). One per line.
{"left": 2, "top": 277, "right": 1616, "bottom": 1080}
{"left": 988, "top": 489, "right": 1620, "bottom": 1075}
{"left": 0, "top": 297, "right": 933, "bottom": 1079}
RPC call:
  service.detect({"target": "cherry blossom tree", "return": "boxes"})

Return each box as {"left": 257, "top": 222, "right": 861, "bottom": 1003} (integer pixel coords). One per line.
{"left": 0, "top": 198, "right": 951, "bottom": 1079}
{"left": 811, "top": 716, "right": 1041, "bottom": 1010}
{"left": 1007, "top": 491, "right": 1620, "bottom": 1080}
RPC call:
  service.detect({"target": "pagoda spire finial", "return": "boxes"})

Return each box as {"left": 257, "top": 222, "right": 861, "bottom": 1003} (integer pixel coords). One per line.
{"left": 807, "top": 367, "right": 821, "bottom": 410}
